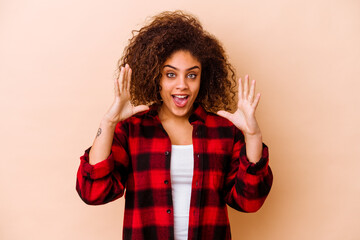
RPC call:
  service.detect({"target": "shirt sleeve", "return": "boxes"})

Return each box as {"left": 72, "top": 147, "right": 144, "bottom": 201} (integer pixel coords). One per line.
{"left": 76, "top": 121, "right": 130, "bottom": 205}
{"left": 223, "top": 127, "right": 273, "bottom": 212}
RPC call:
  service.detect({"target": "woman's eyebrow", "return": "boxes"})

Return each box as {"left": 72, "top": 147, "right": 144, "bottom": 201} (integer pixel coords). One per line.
{"left": 163, "top": 65, "right": 200, "bottom": 71}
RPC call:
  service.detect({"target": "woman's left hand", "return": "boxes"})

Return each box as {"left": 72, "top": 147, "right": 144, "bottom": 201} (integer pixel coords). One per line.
{"left": 217, "top": 75, "right": 261, "bottom": 137}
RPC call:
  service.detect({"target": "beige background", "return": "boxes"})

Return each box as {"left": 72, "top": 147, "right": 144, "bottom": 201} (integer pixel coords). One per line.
{"left": 1, "top": 0, "right": 359, "bottom": 239}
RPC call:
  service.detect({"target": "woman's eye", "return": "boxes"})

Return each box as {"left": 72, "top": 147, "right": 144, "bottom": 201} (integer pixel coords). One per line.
{"left": 188, "top": 73, "right": 197, "bottom": 79}
{"left": 167, "top": 73, "right": 176, "bottom": 78}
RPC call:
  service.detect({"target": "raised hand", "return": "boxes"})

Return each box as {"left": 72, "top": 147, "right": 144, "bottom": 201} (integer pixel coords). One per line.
{"left": 217, "top": 75, "right": 261, "bottom": 137}
{"left": 103, "top": 64, "right": 149, "bottom": 124}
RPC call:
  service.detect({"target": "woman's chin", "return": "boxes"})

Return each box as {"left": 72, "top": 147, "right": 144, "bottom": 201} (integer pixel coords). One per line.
{"left": 160, "top": 102, "right": 194, "bottom": 119}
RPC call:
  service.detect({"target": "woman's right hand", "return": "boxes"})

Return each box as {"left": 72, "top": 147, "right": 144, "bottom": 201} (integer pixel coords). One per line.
{"left": 103, "top": 64, "right": 149, "bottom": 124}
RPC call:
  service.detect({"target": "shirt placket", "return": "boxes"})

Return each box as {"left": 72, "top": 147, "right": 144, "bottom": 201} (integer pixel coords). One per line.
{"left": 157, "top": 119, "right": 175, "bottom": 239}
{"left": 187, "top": 122, "right": 204, "bottom": 240}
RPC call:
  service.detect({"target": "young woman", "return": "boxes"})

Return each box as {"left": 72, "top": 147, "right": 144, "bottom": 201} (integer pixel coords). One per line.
{"left": 76, "top": 11, "right": 273, "bottom": 240}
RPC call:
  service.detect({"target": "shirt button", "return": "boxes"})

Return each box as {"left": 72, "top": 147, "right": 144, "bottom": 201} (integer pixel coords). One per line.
{"left": 196, "top": 181, "right": 198, "bottom": 186}
{"left": 167, "top": 209, "right": 171, "bottom": 214}
{"left": 164, "top": 180, "right": 169, "bottom": 184}
{"left": 197, "top": 154, "right": 200, "bottom": 158}
{"left": 165, "top": 151, "right": 169, "bottom": 156}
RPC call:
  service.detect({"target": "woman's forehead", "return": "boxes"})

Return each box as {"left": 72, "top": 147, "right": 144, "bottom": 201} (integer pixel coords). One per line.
{"left": 163, "top": 50, "right": 201, "bottom": 70}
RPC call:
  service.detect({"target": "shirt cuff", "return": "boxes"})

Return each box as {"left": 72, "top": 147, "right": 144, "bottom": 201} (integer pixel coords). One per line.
{"left": 79, "top": 147, "right": 115, "bottom": 180}
{"left": 239, "top": 143, "right": 269, "bottom": 176}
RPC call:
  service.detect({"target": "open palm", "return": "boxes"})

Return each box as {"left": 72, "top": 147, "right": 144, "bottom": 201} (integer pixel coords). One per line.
{"left": 217, "top": 75, "right": 261, "bottom": 136}
{"left": 104, "top": 64, "right": 149, "bottom": 124}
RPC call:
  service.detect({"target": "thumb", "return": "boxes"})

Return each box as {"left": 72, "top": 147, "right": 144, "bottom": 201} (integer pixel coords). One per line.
{"left": 217, "top": 110, "right": 233, "bottom": 121}
{"left": 133, "top": 105, "right": 150, "bottom": 114}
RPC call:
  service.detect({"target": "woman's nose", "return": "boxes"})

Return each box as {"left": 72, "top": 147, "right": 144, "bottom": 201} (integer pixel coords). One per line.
{"left": 176, "top": 76, "right": 188, "bottom": 89}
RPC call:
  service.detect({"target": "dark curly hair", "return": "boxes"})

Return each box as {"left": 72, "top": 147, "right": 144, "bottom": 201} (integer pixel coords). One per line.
{"left": 118, "top": 10, "right": 237, "bottom": 113}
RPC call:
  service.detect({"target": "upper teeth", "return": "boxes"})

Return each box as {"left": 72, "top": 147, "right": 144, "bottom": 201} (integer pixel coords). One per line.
{"left": 174, "top": 95, "right": 187, "bottom": 98}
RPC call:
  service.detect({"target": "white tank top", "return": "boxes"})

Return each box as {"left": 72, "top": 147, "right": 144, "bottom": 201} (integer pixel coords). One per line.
{"left": 170, "top": 144, "right": 194, "bottom": 240}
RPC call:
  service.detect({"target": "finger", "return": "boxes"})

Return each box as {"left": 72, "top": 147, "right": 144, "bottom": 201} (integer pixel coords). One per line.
{"left": 122, "top": 64, "right": 128, "bottom": 91}
{"left": 217, "top": 110, "right": 233, "bottom": 121}
{"left": 252, "top": 93, "right": 261, "bottom": 109}
{"left": 122, "top": 64, "right": 127, "bottom": 91}
{"left": 248, "top": 79, "right": 256, "bottom": 102}
{"left": 117, "top": 66, "right": 125, "bottom": 96}
{"left": 120, "top": 66, "right": 125, "bottom": 91}
{"left": 114, "top": 77, "right": 120, "bottom": 97}
{"left": 126, "top": 65, "right": 132, "bottom": 92}
{"left": 244, "top": 75, "right": 249, "bottom": 99}
{"left": 238, "top": 78, "right": 243, "bottom": 100}
{"left": 133, "top": 105, "right": 150, "bottom": 114}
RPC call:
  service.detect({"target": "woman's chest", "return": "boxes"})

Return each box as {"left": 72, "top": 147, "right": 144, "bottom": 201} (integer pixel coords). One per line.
{"left": 126, "top": 124, "right": 234, "bottom": 173}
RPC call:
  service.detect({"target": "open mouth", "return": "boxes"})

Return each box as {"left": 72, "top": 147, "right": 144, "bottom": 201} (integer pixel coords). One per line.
{"left": 172, "top": 95, "right": 189, "bottom": 107}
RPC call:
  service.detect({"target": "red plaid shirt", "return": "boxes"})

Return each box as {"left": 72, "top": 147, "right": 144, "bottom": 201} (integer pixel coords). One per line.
{"left": 76, "top": 103, "right": 273, "bottom": 240}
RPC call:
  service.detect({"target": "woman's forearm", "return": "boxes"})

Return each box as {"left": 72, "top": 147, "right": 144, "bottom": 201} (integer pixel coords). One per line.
{"left": 89, "top": 118, "right": 118, "bottom": 165}
{"left": 244, "top": 133, "right": 263, "bottom": 164}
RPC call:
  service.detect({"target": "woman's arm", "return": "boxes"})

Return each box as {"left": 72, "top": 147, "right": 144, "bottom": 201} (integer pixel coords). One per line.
{"left": 89, "top": 119, "right": 117, "bottom": 165}
{"left": 76, "top": 65, "right": 149, "bottom": 205}
{"left": 89, "top": 64, "right": 149, "bottom": 165}
{"left": 223, "top": 131, "right": 273, "bottom": 212}
{"left": 217, "top": 75, "right": 273, "bottom": 212}
{"left": 76, "top": 123, "right": 129, "bottom": 205}
{"left": 217, "top": 75, "right": 263, "bottom": 163}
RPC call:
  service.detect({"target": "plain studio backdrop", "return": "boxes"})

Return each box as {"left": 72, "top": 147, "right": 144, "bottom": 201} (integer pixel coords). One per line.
{"left": 0, "top": 0, "right": 359, "bottom": 239}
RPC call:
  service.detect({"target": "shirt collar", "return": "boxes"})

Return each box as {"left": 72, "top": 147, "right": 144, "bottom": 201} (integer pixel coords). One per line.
{"left": 147, "top": 102, "right": 206, "bottom": 123}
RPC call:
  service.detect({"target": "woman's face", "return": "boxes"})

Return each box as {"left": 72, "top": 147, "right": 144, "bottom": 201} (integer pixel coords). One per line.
{"left": 159, "top": 50, "right": 201, "bottom": 120}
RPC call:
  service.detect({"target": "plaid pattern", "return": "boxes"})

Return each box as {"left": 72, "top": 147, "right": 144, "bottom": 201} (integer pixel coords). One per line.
{"left": 76, "top": 103, "right": 273, "bottom": 240}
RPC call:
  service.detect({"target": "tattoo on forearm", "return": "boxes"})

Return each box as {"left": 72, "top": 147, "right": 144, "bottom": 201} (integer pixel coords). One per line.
{"left": 96, "top": 128, "right": 102, "bottom": 137}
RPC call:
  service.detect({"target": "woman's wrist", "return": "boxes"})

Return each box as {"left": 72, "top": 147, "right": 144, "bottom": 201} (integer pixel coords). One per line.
{"left": 244, "top": 132, "right": 263, "bottom": 164}
{"left": 244, "top": 131, "right": 262, "bottom": 142}
{"left": 100, "top": 117, "right": 118, "bottom": 129}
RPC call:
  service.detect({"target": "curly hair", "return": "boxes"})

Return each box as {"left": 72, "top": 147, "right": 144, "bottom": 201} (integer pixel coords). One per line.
{"left": 118, "top": 10, "right": 237, "bottom": 113}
